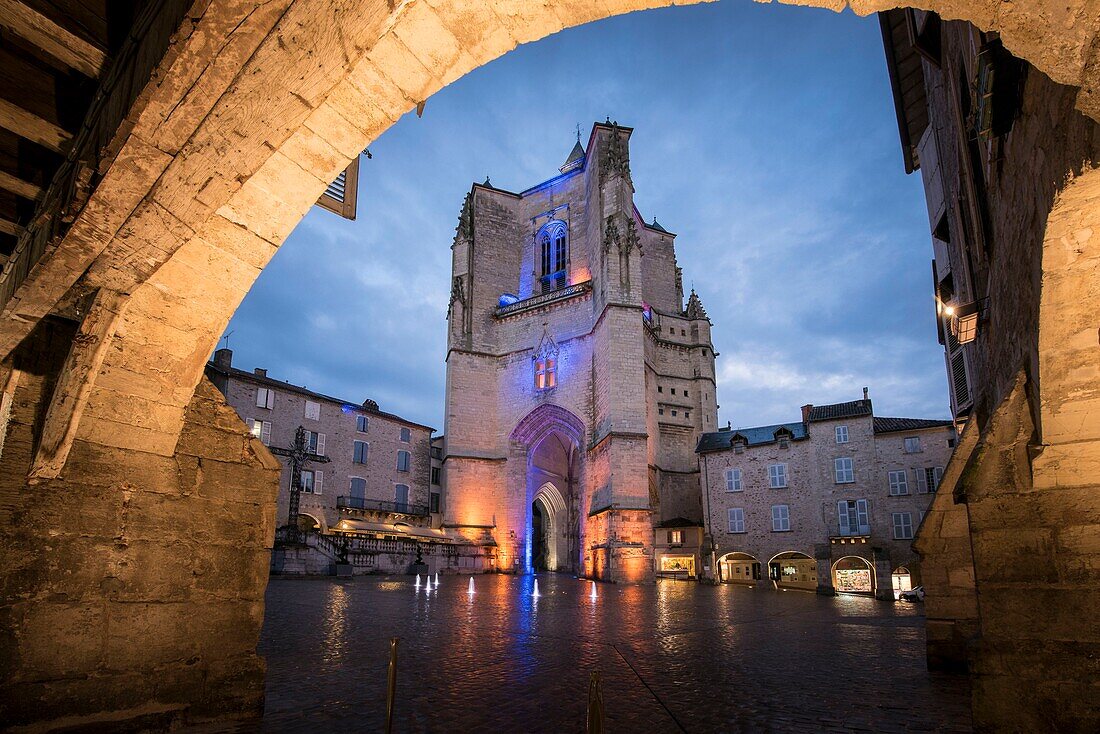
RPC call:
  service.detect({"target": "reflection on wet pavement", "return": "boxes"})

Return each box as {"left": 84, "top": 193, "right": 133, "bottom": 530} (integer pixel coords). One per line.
{"left": 207, "top": 574, "right": 972, "bottom": 732}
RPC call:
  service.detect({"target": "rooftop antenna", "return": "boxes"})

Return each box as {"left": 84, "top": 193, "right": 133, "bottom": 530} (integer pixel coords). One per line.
{"left": 220, "top": 331, "right": 233, "bottom": 350}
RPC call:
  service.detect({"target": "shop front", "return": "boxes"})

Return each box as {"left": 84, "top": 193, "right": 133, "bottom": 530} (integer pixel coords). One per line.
{"left": 768, "top": 551, "right": 817, "bottom": 591}
{"left": 833, "top": 556, "right": 876, "bottom": 594}
{"left": 717, "top": 552, "right": 761, "bottom": 585}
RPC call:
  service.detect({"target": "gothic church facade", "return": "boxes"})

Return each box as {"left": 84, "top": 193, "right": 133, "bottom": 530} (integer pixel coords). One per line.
{"left": 443, "top": 122, "right": 717, "bottom": 582}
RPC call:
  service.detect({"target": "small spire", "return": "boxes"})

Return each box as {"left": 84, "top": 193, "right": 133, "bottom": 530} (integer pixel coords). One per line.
{"left": 483, "top": 176, "right": 491, "bottom": 187}
{"left": 576, "top": 123, "right": 582, "bottom": 143}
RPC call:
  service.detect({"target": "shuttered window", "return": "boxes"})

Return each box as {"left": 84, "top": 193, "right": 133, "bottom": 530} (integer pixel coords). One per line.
{"left": 251, "top": 420, "right": 272, "bottom": 445}
{"left": 725, "top": 468, "right": 743, "bottom": 492}
{"left": 771, "top": 504, "right": 790, "bottom": 531}
{"left": 353, "top": 441, "right": 369, "bottom": 464}
{"left": 315, "top": 157, "right": 360, "bottom": 220}
{"left": 255, "top": 388, "right": 274, "bottom": 409}
{"left": 728, "top": 508, "right": 745, "bottom": 533}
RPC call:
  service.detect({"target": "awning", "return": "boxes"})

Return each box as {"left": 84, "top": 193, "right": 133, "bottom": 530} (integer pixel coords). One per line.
{"left": 333, "top": 518, "right": 452, "bottom": 541}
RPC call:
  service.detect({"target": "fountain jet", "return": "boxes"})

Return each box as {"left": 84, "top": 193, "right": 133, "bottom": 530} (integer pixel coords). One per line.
{"left": 414, "top": 573, "right": 421, "bottom": 589}
{"left": 533, "top": 579, "right": 540, "bottom": 598}
{"left": 590, "top": 581, "right": 597, "bottom": 600}
{"left": 467, "top": 577, "right": 475, "bottom": 595}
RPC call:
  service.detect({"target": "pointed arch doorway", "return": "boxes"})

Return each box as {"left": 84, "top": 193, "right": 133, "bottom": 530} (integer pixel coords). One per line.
{"left": 511, "top": 404, "right": 586, "bottom": 574}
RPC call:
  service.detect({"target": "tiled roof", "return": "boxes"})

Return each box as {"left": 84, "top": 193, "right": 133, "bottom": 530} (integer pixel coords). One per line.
{"left": 696, "top": 421, "right": 808, "bottom": 453}
{"left": 205, "top": 361, "right": 435, "bottom": 432}
{"left": 873, "top": 417, "right": 953, "bottom": 434}
{"left": 807, "top": 399, "right": 872, "bottom": 422}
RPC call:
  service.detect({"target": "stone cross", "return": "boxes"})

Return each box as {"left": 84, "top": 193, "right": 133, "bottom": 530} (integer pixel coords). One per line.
{"left": 269, "top": 425, "right": 330, "bottom": 533}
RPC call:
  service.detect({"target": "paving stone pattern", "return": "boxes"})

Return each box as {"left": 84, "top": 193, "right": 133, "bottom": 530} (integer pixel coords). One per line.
{"left": 198, "top": 576, "right": 971, "bottom": 733}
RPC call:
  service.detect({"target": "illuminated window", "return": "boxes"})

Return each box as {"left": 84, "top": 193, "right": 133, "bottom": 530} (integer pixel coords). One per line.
{"left": 835, "top": 425, "right": 849, "bottom": 443}
{"left": 768, "top": 463, "right": 788, "bottom": 488}
{"left": 725, "top": 468, "right": 743, "bottom": 492}
{"left": 889, "top": 470, "right": 909, "bottom": 495}
{"left": 771, "top": 504, "right": 790, "bottom": 532}
{"left": 534, "top": 357, "right": 557, "bottom": 390}
{"left": 400, "top": 427, "right": 411, "bottom": 443}
{"left": 251, "top": 419, "right": 271, "bottom": 445}
{"left": 834, "top": 457, "right": 854, "bottom": 484}
{"left": 397, "top": 450, "right": 411, "bottom": 472}
{"left": 668, "top": 530, "right": 683, "bottom": 544}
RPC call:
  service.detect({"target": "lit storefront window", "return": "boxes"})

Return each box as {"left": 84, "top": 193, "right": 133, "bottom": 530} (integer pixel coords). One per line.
{"left": 660, "top": 556, "right": 695, "bottom": 575}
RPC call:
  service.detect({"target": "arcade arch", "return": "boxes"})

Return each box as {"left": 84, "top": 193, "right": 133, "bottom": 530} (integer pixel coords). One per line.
{"left": 0, "top": 1, "right": 1097, "bottom": 731}
{"left": 832, "top": 556, "right": 877, "bottom": 595}
{"left": 716, "top": 552, "right": 761, "bottom": 585}
{"left": 768, "top": 551, "right": 817, "bottom": 591}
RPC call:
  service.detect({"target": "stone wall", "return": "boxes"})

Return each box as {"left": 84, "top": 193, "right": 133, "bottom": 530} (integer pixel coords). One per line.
{"left": 0, "top": 318, "right": 279, "bottom": 731}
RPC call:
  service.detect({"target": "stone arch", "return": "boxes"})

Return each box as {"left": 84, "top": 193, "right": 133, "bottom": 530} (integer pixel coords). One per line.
{"left": 0, "top": 0, "right": 1097, "bottom": 463}
{"left": 832, "top": 555, "right": 877, "bottom": 595}
{"left": 716, "top": 551, "right": 760, "bottom": 584}
{"left": 768, "top": 550, "right": 818, "bottom": 591}
{"left": 532, "top": 481, "right": 568, "bottom": 570}
{"left": 511, "top": 402, "right": 586, "bottom": 448}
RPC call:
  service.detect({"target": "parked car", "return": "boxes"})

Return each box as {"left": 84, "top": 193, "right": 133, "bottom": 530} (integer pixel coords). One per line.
{"left": 898, "top": 586, "right": 925, "bottom": 602}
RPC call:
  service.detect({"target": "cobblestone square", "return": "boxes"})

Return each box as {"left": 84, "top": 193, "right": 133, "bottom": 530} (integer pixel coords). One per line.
{"left": 212, "top": 575, "right": 973, "bottom": 732}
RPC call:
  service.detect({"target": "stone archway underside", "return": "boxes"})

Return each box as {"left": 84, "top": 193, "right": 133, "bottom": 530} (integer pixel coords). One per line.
{"left": 1, "top": 0, "right": 1100, "bottom": 460}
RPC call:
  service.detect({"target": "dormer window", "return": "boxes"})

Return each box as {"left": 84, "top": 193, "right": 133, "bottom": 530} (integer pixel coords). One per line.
{"left": 537, "top": 220, "right": 568, "bottom": 293}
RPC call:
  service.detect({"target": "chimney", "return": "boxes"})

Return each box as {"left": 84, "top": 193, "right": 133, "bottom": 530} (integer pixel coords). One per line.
{"left": 213, "top": 348, "right": 232, "bottom": 368}
{"left": 254, "top": 367, "right": 267, "bottom": 378}
{"left": 863, "top": 387, "right": 869, "bottom": 401}
{"left": 801, "top": 404, "right": 813, "bottom": 423}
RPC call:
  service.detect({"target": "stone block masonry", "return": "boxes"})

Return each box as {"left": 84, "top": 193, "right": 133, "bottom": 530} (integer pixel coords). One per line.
{"left": 0, "top": 317, "right": 279, "bottom": 731}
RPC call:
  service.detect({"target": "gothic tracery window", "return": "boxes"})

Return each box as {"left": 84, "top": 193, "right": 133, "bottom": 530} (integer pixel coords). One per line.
{"left": 537, "top": 220, "right": 568, "bottom": 293}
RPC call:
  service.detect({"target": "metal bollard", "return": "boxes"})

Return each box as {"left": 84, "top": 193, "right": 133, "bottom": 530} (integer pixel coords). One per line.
{"left": 385, "top": 637, "right": 398, "bottom": 734}
{"left": 587, "top": 670, "right": 604, "bottom": 733}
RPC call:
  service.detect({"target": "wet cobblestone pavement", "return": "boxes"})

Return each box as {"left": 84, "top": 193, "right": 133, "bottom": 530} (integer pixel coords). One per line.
{"left": 209, "top": 574, "right": 972, "bottom": 733}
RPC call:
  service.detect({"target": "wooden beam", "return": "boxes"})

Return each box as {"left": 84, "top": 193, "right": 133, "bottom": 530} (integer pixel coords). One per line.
{"left": 0, "top": 216, "right": 23, "bottom": 237}
{"left": 0, "top": 98, "right": 72, "bottom": 154}
{"left": 0, "top": 0, "right": 106, "bottom": 77}
{"left": 28, "top": 289, "right": 125, "bottom": 482}
{"left": 0, "top": 169, "right": 42, "bottom": 200}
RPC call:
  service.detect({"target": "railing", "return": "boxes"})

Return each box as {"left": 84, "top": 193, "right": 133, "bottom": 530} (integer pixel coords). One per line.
{"left": 337, "top": 496, "right": 430, "bottom": 516}
{"left": 494, "top": 280, "right": 591, "bottom": 317}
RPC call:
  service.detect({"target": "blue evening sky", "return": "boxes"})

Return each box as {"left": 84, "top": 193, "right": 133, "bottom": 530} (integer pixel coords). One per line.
{"left": 222, "top": 1, "right": 950, "bottom": 432}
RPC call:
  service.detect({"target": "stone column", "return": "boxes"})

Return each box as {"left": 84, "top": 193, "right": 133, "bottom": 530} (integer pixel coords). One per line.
{"left": 814, "top": 543, "right": 836, "bottom": 595}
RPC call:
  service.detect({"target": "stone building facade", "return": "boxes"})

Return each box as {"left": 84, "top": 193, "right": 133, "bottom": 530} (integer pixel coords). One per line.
{"left": 443, "top": 122, "right": 716, "bottom": 582}
{"left": 699, "top": 392, "right": 954, "bottom": 599}
{"left": 880, "top": 12, "right": 1100, "bottom": 728}
{"left": 206, "top": 348, "right": 433, "bottom": 533}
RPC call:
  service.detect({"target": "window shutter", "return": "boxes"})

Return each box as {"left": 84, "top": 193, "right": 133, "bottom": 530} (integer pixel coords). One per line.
{"left": 314, "top": 471, "right": 323, "bottom": 495}
{"left": 266, "top": 390, "right": 274, "bottom": 409}
{"left": 933, "top": 466, "right": 944, "bottom": 491}
{"left": 256, "top": 389, "right": 265, "bottom": 408}
{"left": 838, "top": 501, "right": 850, "bottom": 534}
{"left": 856, "top": 499, "right": 870, "bottom": 533}
{"left": 261, "top": 421, "right": 272, "bottom": 445}
{"left": 915, "top": 468, "right": 928, "bottom": 493}
{"left": 317, "top": 433, "right": 326, "bottom": 456}
{"left": 315, "top": 156, "right": 360, "bottom": 220}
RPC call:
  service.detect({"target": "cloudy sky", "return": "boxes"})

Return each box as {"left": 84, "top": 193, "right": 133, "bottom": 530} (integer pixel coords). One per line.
{"left": 222, "top": 1, "right": 950, "bottom": 432}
